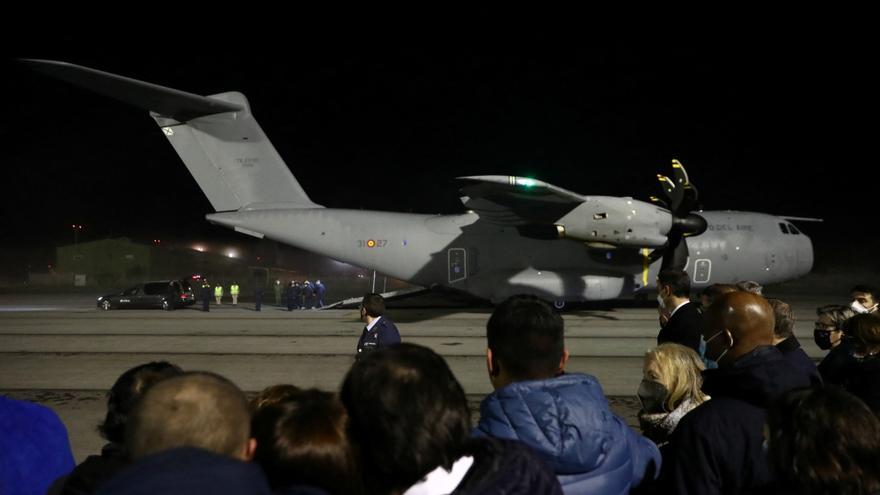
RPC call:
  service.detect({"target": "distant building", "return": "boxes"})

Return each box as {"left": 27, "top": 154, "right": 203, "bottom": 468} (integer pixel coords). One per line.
{"left": 48, "top": 238, "right": 295, "bottom": 290}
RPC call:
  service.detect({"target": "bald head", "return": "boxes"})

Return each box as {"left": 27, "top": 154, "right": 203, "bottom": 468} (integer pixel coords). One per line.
{"left": 703, "top": 291, "right": 775, "bottom": 366}
{"left": 126, "top": 372, "right": 252, "bottom": 460}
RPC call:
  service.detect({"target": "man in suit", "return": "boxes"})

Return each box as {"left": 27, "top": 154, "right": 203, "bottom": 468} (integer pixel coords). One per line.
{"left": 656, "top": 269, "right": 703, "bottom": 352}
{"left": 356, "top": 293, "right": 401, "bottom": 360}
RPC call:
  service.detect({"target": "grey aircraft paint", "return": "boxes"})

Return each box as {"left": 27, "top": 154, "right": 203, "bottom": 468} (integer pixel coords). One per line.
{"left": 23, "top": 60, "right": 814, "bottom": 304}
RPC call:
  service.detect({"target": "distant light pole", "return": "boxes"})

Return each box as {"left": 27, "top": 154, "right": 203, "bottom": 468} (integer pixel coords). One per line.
{"left": 72, "top": 224, "right": 83, "bottom": 247}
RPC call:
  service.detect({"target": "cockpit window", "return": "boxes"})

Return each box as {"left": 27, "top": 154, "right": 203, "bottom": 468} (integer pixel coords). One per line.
{"left": 788, "top": 223, "right": 800, "bottom": 235}
{"left": 779, "top": 223, "right": 790, "bottom": 234}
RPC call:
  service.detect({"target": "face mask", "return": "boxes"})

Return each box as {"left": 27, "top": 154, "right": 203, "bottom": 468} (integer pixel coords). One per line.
{"left": 637, "top": 379, "right": 670, "bottom": 414}
{"left": 813, "top": 329, "right": 834, "bottom": 350}
{"left": 657, "top": 294, "right": 666, "bottom": 309}
{"left": 705, "top": 329, "right": 730, "bottom": 363}
{"left": 851, "top": 300, "right": 870, "bottom": 314}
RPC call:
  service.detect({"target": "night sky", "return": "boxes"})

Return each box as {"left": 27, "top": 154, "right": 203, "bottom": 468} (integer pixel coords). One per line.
{"left": 3, "top": 33, "right": 876, "bottom": 274}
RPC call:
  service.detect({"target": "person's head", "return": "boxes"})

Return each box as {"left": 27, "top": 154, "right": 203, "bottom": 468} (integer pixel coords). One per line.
{"left": 702, "top": 291, "right": 775, "bottom": 366}
{"left": 126, "top": 372, "right": 254, "bottom": 461}
{"left": 250, "top": 384, "right": 302, "bottom": 413}
{"left": 814, "top": 304, "right": 855, "bottom": 351}
{"left": 699, "top": 283, "right": 739, "bottom": 309}
{"left": 640, "top": 343, "right": 708, "bottom": 414}
{"left": 767, "top": 298, "right": 795, "bottom": 345}
{"left": 657, "top": 270, "right": 691, "bottom": 308}
{"left": 736, "top": 280, "right": 763, "bottom": 295}
{"left": 850, "top": 285, "right": 879, "bottom": 314}
{"left": 843, "top": 313, "right": 880, "bottom": 360}
{"left": 360, "top": 293, "right": 385, "bottom": 322}
{"left": 252, "top": 389, "right": 361, "bottom": 494}
{"left": 98, "top": 361, "right": 184, "bottom": 445}
{"left": 767, "top": 387, "right": 880, "bottom": 494}
{"left": 340, "top": 343, "right": 470, "bottom": 495}
{"left": 486, "top": 295, "right": 567, "bottom": 389}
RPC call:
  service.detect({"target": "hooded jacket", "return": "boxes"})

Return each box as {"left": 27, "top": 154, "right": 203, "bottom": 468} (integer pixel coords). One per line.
{"left": 474, "top": 373, "right": 661, "bottom": 495}
{"left": 0, "top": 396, "right": 75, "bottom": 495}
{"left": 659, "top": 346, "right": 813, "bottom": 494}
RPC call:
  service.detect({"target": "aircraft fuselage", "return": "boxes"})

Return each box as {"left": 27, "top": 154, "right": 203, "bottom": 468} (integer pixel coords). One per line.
{"left": 207, "top": 208, "right": 813, "bottom": 303}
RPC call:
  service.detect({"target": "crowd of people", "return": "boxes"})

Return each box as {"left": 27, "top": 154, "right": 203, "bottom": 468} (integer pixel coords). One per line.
{"left": 3, "top": 280, "right": 880, "bottom": 494}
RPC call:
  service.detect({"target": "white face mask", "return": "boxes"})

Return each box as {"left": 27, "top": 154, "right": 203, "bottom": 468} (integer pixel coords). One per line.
{"left": 657, "top": 294, "right": 666, "bottom": 309}
{"left": 851, "top": 300, "right": 870, "bottom": 314}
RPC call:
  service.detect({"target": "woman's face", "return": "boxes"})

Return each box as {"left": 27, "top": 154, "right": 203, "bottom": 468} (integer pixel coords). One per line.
{"left": 643, "top": 355, "right": 665, "bottom": 386}
{"left": 816, "top": 314, "right": 844, "bottom": 348}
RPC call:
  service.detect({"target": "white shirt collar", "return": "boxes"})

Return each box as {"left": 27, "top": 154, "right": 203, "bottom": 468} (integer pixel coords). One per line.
{"left": 366, "top": 315, "right": 382, "bottom": 331}
{"left": 403, "top": 456, "right": 474, "bottom": 495}
{"left": 668, "top": 300, "right": 690, "bottom": 319}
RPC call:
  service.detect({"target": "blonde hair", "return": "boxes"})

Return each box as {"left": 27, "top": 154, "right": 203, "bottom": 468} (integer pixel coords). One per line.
{"left": 645, "top": 343, "right": 709, "bottom": 411}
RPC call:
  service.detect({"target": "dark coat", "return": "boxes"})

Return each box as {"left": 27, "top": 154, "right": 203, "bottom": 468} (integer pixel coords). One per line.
{"left": 659, "top": 346, "right": 813, "bottom": 495}
{"left": 657, "top": 302, "right": 703, "bottom": 352}
{"left": 56, "top": 443, "right": 128, "bottom": 495}
{"left": 775, "top": 335, "right": 822, "bottom": 386}
{"left": 842, "top": 356, "right": 880, "bottom": 415}
{"left": 451, "top": 438, "right": 563, "bottom": 495}
{"left": 356, "top": 316, "right": 401, "bottom": 358}
{"left": 475, "top": 373, "right": 661, "bottom": 495}
{"left": 818, "top": 339, "right": 857, "bottom": 386}
{"left": 94, "top": 447, "right": 271, "bottom": 495}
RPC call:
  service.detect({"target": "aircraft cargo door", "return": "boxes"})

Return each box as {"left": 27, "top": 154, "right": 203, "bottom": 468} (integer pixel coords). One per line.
{"left": 448, "top": 248, "right": 467, "bottom": 283}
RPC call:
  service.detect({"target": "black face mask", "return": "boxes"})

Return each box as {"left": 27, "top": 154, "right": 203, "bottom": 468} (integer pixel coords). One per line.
{"left": 637, "top": 380, "right": 670, "bottom": 414}
{"left": 814, "top": 329, "right": 834, "bottom": 350}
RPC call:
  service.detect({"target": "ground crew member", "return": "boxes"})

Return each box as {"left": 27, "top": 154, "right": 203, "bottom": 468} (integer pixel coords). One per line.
{"left": 254, "top": 285, "right": 263, "bottom": 312}
{"left": 315, "top": 280, "right": 326, "bottom": 308}
{"left": 214, "top": 284, "right": 223, "bottom": 305}
{"left": 273, "top": 280, "right": 282, "bottom": 306}
{"left": 230, "top": 283, "right": 240, "bottom": 305}
{"left": 200, "top": 280, "right": 211, "bottom": 312}
{"left": 303, "top": 281, "right": 314, "bottom": 309}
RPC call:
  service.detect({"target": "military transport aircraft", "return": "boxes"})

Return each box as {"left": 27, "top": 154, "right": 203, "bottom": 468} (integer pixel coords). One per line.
{"left": 24, "top": 59, "right": 815, "bottom": 307}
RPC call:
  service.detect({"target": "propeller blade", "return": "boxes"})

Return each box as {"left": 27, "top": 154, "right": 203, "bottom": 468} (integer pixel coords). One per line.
{"left": 660, "top": 232, "right": 689, "bottom": 272}
{"left": 657, "top": 174, "right": 683, "bottom": 211}
{"left": 648, "top": 195, "right": 669, "bottom": 209}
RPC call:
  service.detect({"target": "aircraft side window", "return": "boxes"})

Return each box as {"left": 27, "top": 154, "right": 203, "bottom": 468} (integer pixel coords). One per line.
{"left": 788, "top": 223, "right": 800, "bottom": 234}
{"left": 778, "top": 223, "right": 789, "bottom": 234}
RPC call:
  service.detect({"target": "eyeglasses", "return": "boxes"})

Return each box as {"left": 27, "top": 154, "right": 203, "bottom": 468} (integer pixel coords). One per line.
{"left": 814, "top": 324, "right": 838, "bottom": 331}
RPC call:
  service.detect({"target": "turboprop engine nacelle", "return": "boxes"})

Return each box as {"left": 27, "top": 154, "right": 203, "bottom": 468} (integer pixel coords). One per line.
{"left": 555, "top": 197, "right": 672, "bottom": 248}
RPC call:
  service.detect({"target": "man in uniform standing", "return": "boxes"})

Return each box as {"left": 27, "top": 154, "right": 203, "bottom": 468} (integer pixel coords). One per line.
{"left": 214, "top": 284, "right": 223, "bottom": 305}
{"left": 200, "top": 280, "right": 211, "bottom": 312}
{"left": 230, "top": 282, "right": 240, "bottom": 306}
{"left": 254, "top": 284, "right": 263, "bottom": 312}
{"left": 356, "top": 293, "right": 401, "bottom": 360}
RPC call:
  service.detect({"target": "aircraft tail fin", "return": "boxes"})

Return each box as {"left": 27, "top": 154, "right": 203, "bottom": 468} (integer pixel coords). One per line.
{"left": 21, "top": 59, "right": 321, "bottom": 212}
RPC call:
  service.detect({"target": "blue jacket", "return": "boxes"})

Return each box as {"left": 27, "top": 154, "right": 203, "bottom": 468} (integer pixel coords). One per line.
{"left": 356, "top": 317, "right": 401, "bottom": 358}
{"left": 0, "top": 396, "right": 75, "bottom": 495}
{"left": 659, "top": 346, "right": 814, "bottom": 494}
{"left": 474, "top": 373, "right": 661, "bottom": 495}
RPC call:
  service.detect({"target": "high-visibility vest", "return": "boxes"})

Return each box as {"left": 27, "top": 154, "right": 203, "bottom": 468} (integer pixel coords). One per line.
{"left": 231, "top": 284, "right": 240, "bottom": 295}
{"left": 214, "top": 286, "right": 223, "bottom": 297}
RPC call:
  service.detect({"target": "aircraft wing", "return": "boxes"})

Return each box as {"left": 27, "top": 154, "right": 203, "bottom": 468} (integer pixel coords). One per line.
{"left": 457, "top": 176, "right": 585, "bottom": 225}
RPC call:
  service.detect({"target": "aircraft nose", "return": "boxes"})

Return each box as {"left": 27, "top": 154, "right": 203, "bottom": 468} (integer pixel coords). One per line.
{"left": 798, "top": 235, "right": 814, "bottom": 276}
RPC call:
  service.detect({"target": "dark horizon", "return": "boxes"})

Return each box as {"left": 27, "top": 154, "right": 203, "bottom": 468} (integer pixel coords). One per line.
{"left": 3, "top": 34, "right": 876, "bottom": 276}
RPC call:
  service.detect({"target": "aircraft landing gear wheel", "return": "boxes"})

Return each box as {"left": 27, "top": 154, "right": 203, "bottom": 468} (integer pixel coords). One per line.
{"left": 553, "top": 300, "right": 566, "bottom": 310}
{"left": 101, "top": 300, "right": 111, "bottom": 311}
